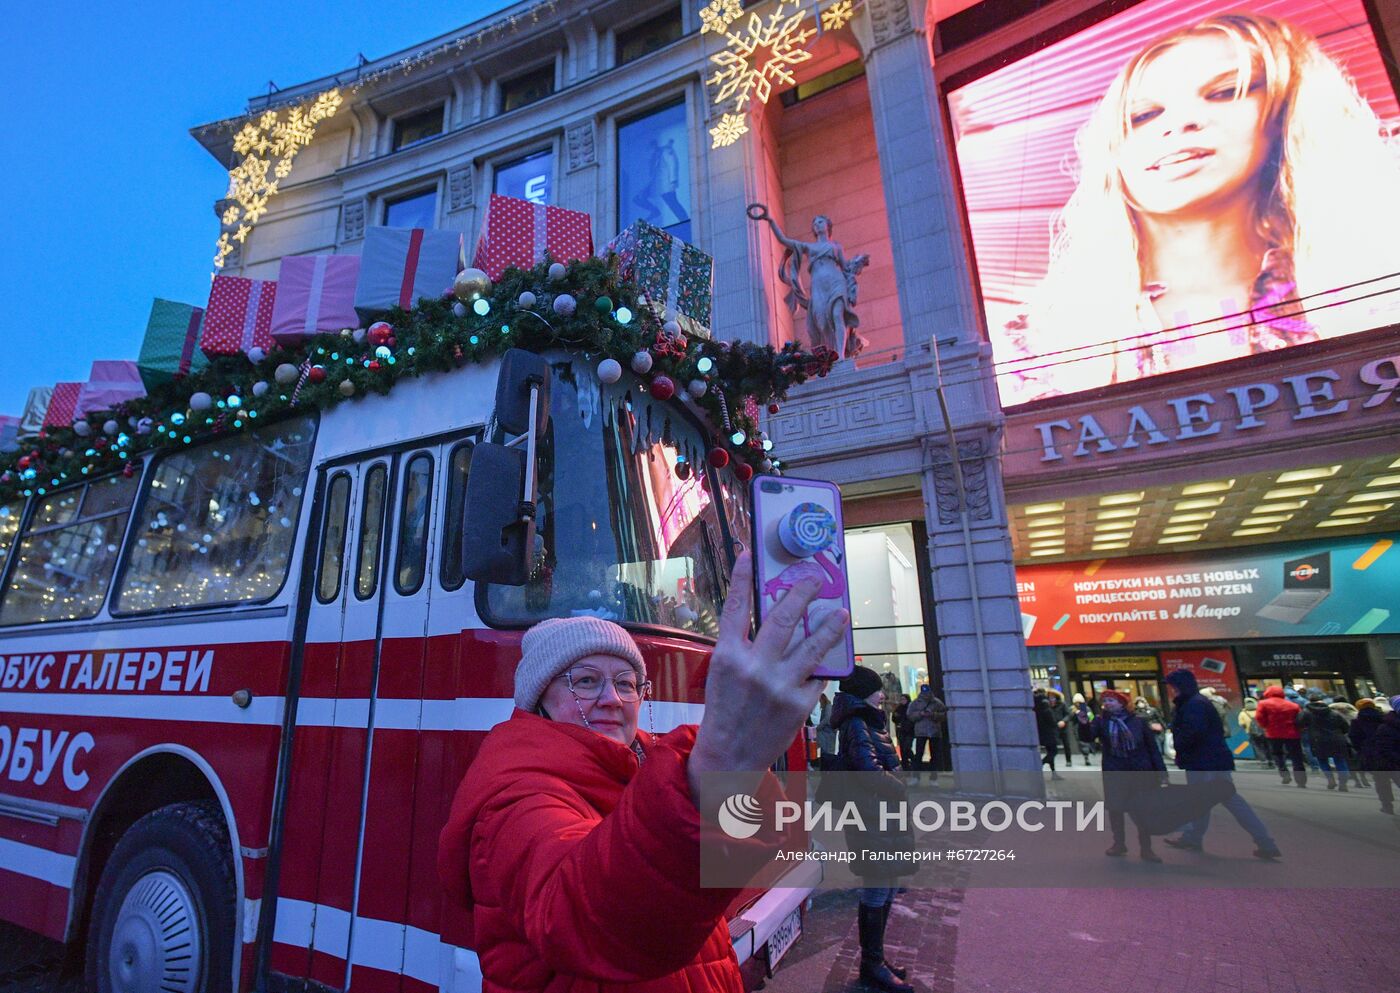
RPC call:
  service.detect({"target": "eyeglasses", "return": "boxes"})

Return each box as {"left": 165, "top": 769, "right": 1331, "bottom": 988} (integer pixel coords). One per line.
{"left": 557, "top": 667, "right": 649, "bottom": 702}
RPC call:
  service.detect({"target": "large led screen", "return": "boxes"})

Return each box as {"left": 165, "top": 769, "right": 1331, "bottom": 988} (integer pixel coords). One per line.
{"left": 947, "top": 0, "right": 1400, "bottom": 405}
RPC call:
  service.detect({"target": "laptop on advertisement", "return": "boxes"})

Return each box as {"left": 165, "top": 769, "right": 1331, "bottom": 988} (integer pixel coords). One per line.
{"left": 1256, "top": 552, "right": 1332, "bottom": 624}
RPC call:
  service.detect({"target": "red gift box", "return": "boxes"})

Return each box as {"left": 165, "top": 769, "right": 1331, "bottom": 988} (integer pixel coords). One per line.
{"left": 43, "top": 382, "right": 83, "bottom": 430}
{"left": 202, "top": 275, "right": 278, "bottom": 357}
{"left": 472, "top": 194, "right": 593, "bottom": 282}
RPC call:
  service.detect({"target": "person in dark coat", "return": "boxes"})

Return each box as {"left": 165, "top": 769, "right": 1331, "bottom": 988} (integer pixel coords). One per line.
{"left": 1299, "top": 689, "right": 1352, "bottom": 790}
{"left": 1077, "top": 689, "right": 1165, "bottom": 861}
{"left": 892, "top": 693, "right": 916, "bottom": 775}
{"left": 831, "top": 666, "right": 914, "bottom": 993}
{"left": 1033, "top": 688, "right": 1064, "bottom": 780}
{"left": 1046, "top": 688, "right": 1075, "bottom": 766}
{"left": 1163, "top": 669, "right": 1282, "bottom": 859}
{"left": 905, "top": 684, "right": 947, "bottom": 783}
{"left": 1349, "top": 699, "right": 1396, "bottom": 814}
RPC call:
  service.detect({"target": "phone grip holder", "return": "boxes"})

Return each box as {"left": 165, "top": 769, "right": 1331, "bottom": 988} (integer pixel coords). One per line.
{"left": 778, "top": 502, "right": 836, "bottom": 558}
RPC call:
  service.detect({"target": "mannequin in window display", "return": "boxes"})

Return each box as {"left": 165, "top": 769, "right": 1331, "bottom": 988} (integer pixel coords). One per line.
{"left": 748, "top": 203, "right": 871, "bottom": 360}
{"left": 634, "top": 137, "right": 687, "bottom": 228}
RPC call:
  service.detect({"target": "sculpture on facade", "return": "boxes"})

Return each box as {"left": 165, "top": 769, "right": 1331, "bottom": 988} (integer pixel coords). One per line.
{"left": 748, "top": 203, "right": 870, "bottom": 359}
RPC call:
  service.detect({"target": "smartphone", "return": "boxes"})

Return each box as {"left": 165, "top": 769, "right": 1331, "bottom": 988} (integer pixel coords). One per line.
{"left": 749, "top": 474, "right": 855, "bottom": 679}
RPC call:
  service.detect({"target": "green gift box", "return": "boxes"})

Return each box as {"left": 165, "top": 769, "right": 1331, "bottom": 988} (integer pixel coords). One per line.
{"left": 607, "top": 220, "right": 712, "bottom": 339}
{"left": 138, "top": 299, "right": 208, "bottom": 391}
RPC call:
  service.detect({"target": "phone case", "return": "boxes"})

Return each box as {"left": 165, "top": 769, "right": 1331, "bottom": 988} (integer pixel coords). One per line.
{"left": 749, "top": 475, "right": 855, "bottom": 679}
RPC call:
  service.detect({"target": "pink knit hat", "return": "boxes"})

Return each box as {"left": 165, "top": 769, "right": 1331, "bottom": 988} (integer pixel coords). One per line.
{"left": 513, "top": 616, "right": 647, "bottom": 712}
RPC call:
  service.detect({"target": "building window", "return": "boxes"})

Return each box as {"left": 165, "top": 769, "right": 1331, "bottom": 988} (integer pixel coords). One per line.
{"left": 495, "top": 150, "right": 553, "bottom": 205}
{"left": 384, "top": 188, "right": 437, "bottom": 228}
{"left": 845, "top": 523, "right": 930, "bottom": 699}
{"left": 617, "top": 100, "right": 691, "bottom": 242}
{"left": 779, "top": 60, "right": 864, "bottom": 106}
{"left": 392, "top": 105, "right": 444, "bottom": 151}
{"left": 500, "top": 64, "right": 555, "bottom": 113}
{"left": 616, "top": 9, "right": 682, "bottom": 65}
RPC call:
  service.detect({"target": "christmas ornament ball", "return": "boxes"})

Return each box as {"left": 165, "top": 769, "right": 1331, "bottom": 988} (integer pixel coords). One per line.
{"left": 73, "top": 421, "right": 92, "bottom": 437}
{"left": 734, "top": 463, "right": 754, "bottom": 482}
{"left": 452, "top": 302, "right": 468, "bottom": 319}
{"left": 707, "top": 447, "right": 730, "bottom": 469}
{"left": 453, "top": 268, "right": 492, "bottom": 301}
{"left": 597, "top": 358, "right": 623, "bottom": 384}
{"left": 552, "top": 293, "right": 577, "bottom": 316}
{"left": 338, "top": 379, "right": 356, "bottom": 397}
{"left": 248, "top": 347, "right": 267, "bottom": 363}
{"left": 275, "top": 363, "right": 299, "bottom": 385}
{"left": 650, "top": 375, "right": 675, "bottom": 401}
{"left": 189, "top": 392, "right": 214, "bottom": 412}
{"left": 594, "top": 296, "right": 613, "bottom": 314}
{"left": 136, "top": 417, "right": 154, "bottom": 435}
{"left": 368, "top": 321, "right": 394, "bottom": 346}
{"left": 687, "top": 379, "right": 707, "bottom": 398}
{"left": 664, "top": 319, "right": 682, "bottom": 337}
{"left": 547, "top": 262, "right": 567, "bottom": 282}
{"left": 768, "top": 403, "right": 780, "bottom": 414}
{"left": 518, "top": 291, "right": 537, "bottom": 308}
{"left": 253, "top": 381, "right": 270, "bottom": 397}
{"left": 675, "top": 460, "right": 691, "bottom": 480}
{"left": 630, "top": 351, "right": 653, "bottom": 375}
{"left": 308, "top": 366, "right": 327, "bottom": 384}
{"left": 102, "top": 420, "right": 119, "bottom": 436}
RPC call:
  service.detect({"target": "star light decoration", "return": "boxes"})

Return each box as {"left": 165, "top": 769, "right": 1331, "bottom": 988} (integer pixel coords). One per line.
{"left": 215, "top": 88, "right": 343, "bottom": 269}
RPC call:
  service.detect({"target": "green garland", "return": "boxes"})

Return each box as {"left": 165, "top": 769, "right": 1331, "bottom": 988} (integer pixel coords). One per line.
{"left": 1, "top": 256, "right": 837, "bottom": 502}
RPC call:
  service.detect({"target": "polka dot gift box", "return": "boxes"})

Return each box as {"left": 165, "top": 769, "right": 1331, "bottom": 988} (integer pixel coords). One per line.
{"left": 201, "top": 275, "right": 279, "bottom": 358}
{"left": 42, "top": 382, "right": 84, "bottom": 430}
{"left": 471, "top": 193, "right": 594, "bottom": 282}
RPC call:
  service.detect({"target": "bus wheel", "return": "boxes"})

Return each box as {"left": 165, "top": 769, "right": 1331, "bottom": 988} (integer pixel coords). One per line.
{"left": 86, "top": 801, "right": 236, "bottom": 993}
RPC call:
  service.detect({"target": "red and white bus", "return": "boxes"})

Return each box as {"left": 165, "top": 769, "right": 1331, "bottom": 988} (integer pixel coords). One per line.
{"left": 0, "top": 348, "right": 817, "bottom": 992}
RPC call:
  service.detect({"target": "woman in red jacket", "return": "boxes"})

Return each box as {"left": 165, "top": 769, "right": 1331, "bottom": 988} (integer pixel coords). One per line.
{"left": 439, "top": 552, "right": 847, "bottom": 992}
{"left": 1253, "top": 685, "right": 1307, "bottom": 788}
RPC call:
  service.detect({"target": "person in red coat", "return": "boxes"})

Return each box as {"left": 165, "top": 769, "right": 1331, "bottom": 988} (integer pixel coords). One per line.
{"left": 438, "top": 552, "right": 848, "bottom": 993}
{"left": 1253, "top": 685, "right": 1308, "bottom": 787}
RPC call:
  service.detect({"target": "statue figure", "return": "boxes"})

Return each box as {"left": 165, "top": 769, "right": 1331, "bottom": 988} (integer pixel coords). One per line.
{"left": 748, "top": 203, "right": 871, "bottom": 359}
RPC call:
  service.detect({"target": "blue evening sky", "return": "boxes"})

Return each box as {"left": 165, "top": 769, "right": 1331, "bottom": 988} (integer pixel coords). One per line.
{"left": 1, "top": 1, "right": 509, "bottom": 416}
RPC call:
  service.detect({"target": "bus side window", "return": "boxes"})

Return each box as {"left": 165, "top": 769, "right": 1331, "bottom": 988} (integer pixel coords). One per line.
{"left": 113, "top": 415, "right": 317, "bottom": 615}
{"left": 395, "top": 453, "right": 433, "bottom": 596}
{"left": 0, "top": 473, "right": 139, "bottom": 625}
{"left": 355, "top": 463, "right": 388, "bottom": 601}
{"left": 439, "top": 442, "right": 473, "bottom": 591}
{"left": 318, "top": 473, "right": 352, "bottom": 604}
{"left": 0, "top": 499, "right": 25, "bottom": 583}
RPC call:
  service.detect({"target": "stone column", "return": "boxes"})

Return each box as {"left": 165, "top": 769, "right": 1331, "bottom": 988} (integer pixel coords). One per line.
{"left": 856, "top": 0, "right": 1041, "bottom": 787}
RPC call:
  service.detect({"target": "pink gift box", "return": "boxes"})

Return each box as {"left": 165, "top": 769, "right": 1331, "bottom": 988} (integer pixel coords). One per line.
{"left": 203, "top": 275, "right": 278, "bottom": 357}
{"left": 76, "top": 361, "right": 146, "bottom": 419}
{"left": 270, "top": 255, "right": 361, "bottom": 343}
{"left": 43, "top": 382, "right": 83, "bottom": 430}
{"left": 472, "top": 194, "right": 593, "bottom": 282}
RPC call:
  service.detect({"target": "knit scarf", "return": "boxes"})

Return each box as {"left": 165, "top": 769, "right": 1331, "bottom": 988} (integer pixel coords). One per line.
{"left": 1105, "top": 714, "right": 1139, "bottom": 757}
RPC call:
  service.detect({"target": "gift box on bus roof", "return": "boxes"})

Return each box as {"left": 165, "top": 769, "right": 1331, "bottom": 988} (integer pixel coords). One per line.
{"left": 472, "top": 194, "right": 593, "bottom": 282}
{"left": 18, "top": 386, "right": 53, "bottom": 438}
{"left": 42, "top": 382, "right": 83, "bottom": 430}
{"left": 202, "top": 274, "right": 278, "bottom": 358}
{"left": 354, "top": 226, "right": 464, "bottom": 320}
{"left": 270, "top": 254, "right": 361, "bottom": 343}
{"left": 606, "top": 219, "right": 712, "bottom": 339}
{"left": 138, "top": 298, "right": 207, "bottom": 391}
{"left": 76, "top": 361, "right": 146, "bottom": 419}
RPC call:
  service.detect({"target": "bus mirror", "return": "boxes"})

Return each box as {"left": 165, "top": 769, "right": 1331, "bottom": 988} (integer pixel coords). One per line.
{"left": 461, "top": 442, "right": 535, "bottom": 585}
{"left": 493, "top": 349, "right": 551, "bottom": 436}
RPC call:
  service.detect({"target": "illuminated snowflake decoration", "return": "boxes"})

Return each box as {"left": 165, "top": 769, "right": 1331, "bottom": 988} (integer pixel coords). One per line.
{"left": 709, "top": 112, "right": 750, "bottom": 148}
{"left": 820, "top": 0, "right": 856, "bottom": 31}
{"left": 214, "top": 88, "right": 342, "bottom": 269}
{"left": 699, "top": 0, "right": 742, "bottom": 34}
{"left": 708, "top": 1, "right": 817, "bottom": 113}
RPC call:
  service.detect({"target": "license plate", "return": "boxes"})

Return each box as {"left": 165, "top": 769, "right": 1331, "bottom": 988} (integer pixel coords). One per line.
{"left": 766, "top": 908, "right": 802, "bottom": 973}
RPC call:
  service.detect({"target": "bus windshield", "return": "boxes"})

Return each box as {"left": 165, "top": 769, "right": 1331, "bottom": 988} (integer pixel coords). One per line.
{"left": 483, "top": 357, "right": 734, "bottom": 638}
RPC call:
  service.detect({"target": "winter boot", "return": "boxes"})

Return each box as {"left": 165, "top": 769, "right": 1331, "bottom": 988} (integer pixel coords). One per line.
{"left": 858, "top": 904, "right": 914, "bottom": 993}
{"left": 1295, "top": 769, "right": 1308, "bottom": 788}
{"left": 1280, "top": 769, "right": 1292, "bottom": 785}
{"left": 879, "top": 904, "right": 909, "bottom": 980}
{"left": 1326, "top": 773, "right": 1337, "bottom": 790}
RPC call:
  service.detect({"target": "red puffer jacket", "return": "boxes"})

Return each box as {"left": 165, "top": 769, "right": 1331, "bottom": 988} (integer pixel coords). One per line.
{"left": 438, "top": 710, "right": 748, "bottom": 993}
{"left": 1253, "top": 686, "right": 1301, "bottom": 739}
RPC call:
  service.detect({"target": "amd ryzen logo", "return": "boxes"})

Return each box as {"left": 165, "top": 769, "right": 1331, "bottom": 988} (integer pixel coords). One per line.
{"left": 1290, "top": 563, "right": 1321, "bottom": 581}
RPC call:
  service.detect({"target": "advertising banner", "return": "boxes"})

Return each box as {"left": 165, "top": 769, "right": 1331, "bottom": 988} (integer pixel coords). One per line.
{"left": 946, "top": 0, "right": 1400, "bottom": 406}
{"left": 1016, "top": 533, "right": 1398, "bottom": 646}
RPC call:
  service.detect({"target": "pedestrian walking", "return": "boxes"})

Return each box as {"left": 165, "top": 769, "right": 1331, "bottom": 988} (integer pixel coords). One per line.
{"left": 1349, "top": 698, "right": 1397, "bottom": 815}
{"left": 1034, "top": 689, "right": 1064, "bottom": 780}
{"left": 437, "top": 554, "right": 848, "bottom": 993}
{"left": 1072, "top": 693, "right": 1096, "bottom": 761}
{"left": 892, "top": 693, "right": 916, "bottom": 775}
{"left": 1135, "top": 696, "right": 1168, "bottom": 757}
{"left": 831, "top": 665, "right": 915, "bottom": 993}
{"left": 1046, "top": 688, "right": 1075, "bottom": 766}
{"left": 1077, "top": 689, "right": 1166, "bottom": 861}
{"left": 1254, "top": 686, "right": 1308, "bottom": 787}
{"left": 1329, "top": 699, "right": 1371, "bottom": 788}
{"left": 1238, "top": 698, "right": 1272, "bottom": 768}
{"left": 1285, "top": 686, "right": 1324, "bottom": 770}
{"left": 1163, "top": 669, "right": 1282, "bottom": 860}
{"left": 817, "top": 692, "right": 840, "bottom": 771}
{"left": 905, "top": 684, "right": 947, "bottom": 784}
{"left": 1299, "top": 690, "right": 1352, "bottom": 790}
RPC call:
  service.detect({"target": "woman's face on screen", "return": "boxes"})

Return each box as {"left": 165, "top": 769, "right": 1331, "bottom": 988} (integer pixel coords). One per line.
{"left": 1118, "top": 33, "right": 1271, "bottom": 219}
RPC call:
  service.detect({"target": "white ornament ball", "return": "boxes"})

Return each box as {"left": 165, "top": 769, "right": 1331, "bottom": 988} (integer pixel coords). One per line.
{"left": 253, "top": 381, "right": 270, "bottom": 397}
{"left": 352, "top": 328, "right": 367, "bottom": 344}
{"left": 547, "top": 262, "right": 567, "bottom": 282}
{"left": 274, "top": 363, "right": 299, "bottom": 385}
{"left": 687, "top": 379, "right": 708, "bottom": 398}
{"left": 664, "top": 319, "right": 682, "bottom": 337}
{"left": 762, "top": 459, "right": 775, "bottom": 472}
{"left": 630, "top": 351, "right": 654, "bottom": 375}
{"left": 338, "top": 379, "right": 356, "bottom": 397}
{"left": 136, "top": 417, "right": 154, "bottom": 435}
{"left": 73, "top": 420, "right": 92, "bottom": 437}
{"left": 248, "top": 347, "right": 267, "bottom": 363}
{"left": 103, "top": 420, "right": 120, "bottom": 436}
{"left": 552, "top": 293, "right": 577, "bottom": 316}
{"left": 518, "top": 291, "right": 537, "bottom": 308}
{"left": 189, "top": 392, "right": 213, "bottom": 412}
{"left": 597, "top": 358, "right": 623, "bottom": 384}
{"left": 452, "top": 301, "right": 468, "bottom": 319}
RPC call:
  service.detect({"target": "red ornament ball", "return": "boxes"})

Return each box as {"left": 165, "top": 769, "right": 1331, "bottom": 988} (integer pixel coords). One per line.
{"left": 17, "top": 456, "right": 31, "bottom": 470}
{"left": 368, "top": 322, "right": 394, "bottom": 346}
{"left": 387, "top": 336, "right": 398, "bottom": 349}
{"left": 768, "top": 403, "right": 780, "bottom": 414}
{"left": 707, "top": 447, "right": 730, "bottom": 469}
{"left": 734, "top": 462, "right": 754, "bottom": 482}
{"left": 675, "top": 460, "right": 691, "bottom": 480}
{"left": 650, "top": 375, "right": 676, "bottom": 401}
{"left": 368, "top": 360, "right": 382, "bottom": 372}
{"left": 308, "top": 365, "right": 327, "bottom": 384}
